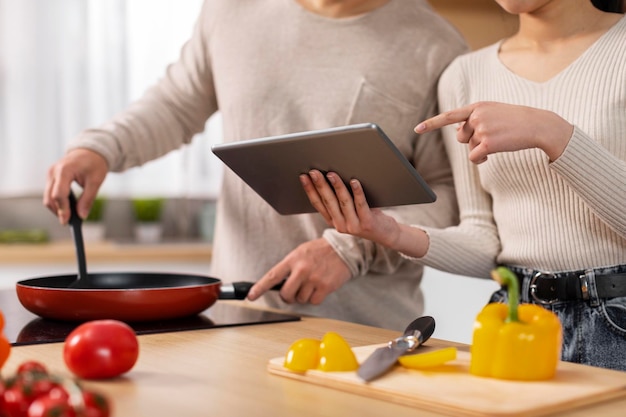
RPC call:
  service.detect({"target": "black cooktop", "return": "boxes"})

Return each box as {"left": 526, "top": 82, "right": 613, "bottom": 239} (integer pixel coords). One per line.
{"left": 0, "top": 289, "right": 300, "bottom": 346}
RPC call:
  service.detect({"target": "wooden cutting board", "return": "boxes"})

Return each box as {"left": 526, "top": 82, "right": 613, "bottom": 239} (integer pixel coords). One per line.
{"left": 267, "top": 344, "right": 626, "bottom": 417}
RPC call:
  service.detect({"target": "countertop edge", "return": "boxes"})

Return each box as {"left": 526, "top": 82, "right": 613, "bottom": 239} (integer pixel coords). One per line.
{"left": 0, "top": 240, "right": 213, "bottom": 264}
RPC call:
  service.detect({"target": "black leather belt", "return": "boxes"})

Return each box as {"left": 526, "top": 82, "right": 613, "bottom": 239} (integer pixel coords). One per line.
{"left": 516, "top": 270, "right": 626, "bottom": 305}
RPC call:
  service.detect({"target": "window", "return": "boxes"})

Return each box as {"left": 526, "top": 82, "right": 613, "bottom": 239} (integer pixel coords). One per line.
{"left": 0, "top": 0, "right": 223, "bottom": 199}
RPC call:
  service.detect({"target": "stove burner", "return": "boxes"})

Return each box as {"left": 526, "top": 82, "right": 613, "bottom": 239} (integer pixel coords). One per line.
{"left": 1, "top": 289, "right": 300, "bottom": 346}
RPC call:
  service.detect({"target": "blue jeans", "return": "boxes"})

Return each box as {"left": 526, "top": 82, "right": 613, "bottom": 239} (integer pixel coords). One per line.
{"left": 489, "top": 264, "right": 626, "bottom": 371}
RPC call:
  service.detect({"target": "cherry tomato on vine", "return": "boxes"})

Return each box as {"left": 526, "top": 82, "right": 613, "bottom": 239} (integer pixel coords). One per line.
{"left": 63, "top": 320, "right": 139, "bottom": 379}
{"left": 1, "top": 359, "right": 112, "bottom": 417}
{"left": 82, "top": 390, "right": 111, "bottom": 417}
{"left": 27, "top": 395, "right": 75, "bottom": 417}
{"left": 17, "top": 361, "right": 48, "bottom": 377}
{"left": 0, "top": 379, "right": 7, "bottom": 414}
{"left": 3, "top": 384, "right": 32, "bottom": 417}
{"left": 28, "top": 378, "right": 61, "bottom": 401}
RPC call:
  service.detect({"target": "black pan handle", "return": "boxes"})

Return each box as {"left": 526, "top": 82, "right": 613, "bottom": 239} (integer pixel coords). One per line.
{"left": 219, "top": 280, "right": 284, "bottom": 300}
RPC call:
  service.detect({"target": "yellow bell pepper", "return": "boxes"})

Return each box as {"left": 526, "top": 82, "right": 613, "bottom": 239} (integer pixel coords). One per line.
{"left": 0, "top": 310, "right": 11, "bottom": 369}
{"left": 470, "top": 267, "right": 562, "bottom": 381}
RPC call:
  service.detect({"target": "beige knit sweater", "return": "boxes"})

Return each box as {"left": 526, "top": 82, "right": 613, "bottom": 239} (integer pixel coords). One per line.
{"left": 68, "top": 0, "right": 468, "bottom": 330}
{"left": 419, "top": 16, "right": 626, "bottom": 278}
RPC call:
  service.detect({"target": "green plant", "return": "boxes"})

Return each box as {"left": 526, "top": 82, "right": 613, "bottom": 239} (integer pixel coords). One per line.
{"left": 131, "top": 198, "right": 164, "bottom": 223}
{"left": 86, "top": 197, "right": 106, "bottom": 222}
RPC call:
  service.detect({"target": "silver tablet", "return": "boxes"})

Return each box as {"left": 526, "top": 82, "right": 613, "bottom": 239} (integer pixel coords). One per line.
{"left": 211, "top": 123, "right": 436, "bottom": 215}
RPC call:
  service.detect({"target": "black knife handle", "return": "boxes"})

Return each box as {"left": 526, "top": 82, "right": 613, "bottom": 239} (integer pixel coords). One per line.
{"left": 403, "top": 316, "right": 435, "bottom": 345}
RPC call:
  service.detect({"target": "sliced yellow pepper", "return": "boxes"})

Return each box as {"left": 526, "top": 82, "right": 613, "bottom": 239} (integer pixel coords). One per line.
{"left": 317, "top": 331, "right": 359, "bottom": 372}
{"left": 283, "top": 332, "right": 358, "bottom": 373}
{"left": 398, "top": 347, "right": 457, "bottom": 369}
{"left": 0, "top": 310, "right": 11, "bottom": 369}
{"left": 470, "top": 267, "right": 562, "bottom": 381}
{"left": 284, "top": 338, "right": 321, "bottom": 372}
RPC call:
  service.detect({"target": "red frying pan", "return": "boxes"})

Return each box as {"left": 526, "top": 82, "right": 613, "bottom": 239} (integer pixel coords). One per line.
{"left": 16, "top": 193, "right": 280, "bottom": 322}
{"left": 15, "top": 273, "right": 272, "bottom": 322}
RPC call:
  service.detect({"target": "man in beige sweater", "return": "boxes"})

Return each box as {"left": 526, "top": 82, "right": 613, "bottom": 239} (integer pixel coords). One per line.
{"left": 44, "top": 0, "right": 467, "bottom": 330}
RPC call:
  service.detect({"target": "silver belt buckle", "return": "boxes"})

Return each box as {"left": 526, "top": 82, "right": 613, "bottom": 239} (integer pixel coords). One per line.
{"left": 579, "top": 270, "right": 591, "bottom": 302}
{"left": 529, "top": 272, "right": 558, "bottom": 305}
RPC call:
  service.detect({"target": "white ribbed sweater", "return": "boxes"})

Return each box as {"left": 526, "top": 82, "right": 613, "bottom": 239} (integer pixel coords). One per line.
{"left": 420, "top": 16, "right": 626, "bottom": 278}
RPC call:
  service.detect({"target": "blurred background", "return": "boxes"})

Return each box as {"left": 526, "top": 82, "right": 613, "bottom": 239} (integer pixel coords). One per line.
{"left": 0, "top": 0, "right": 221, "bottom": 242}
{"left": 0, "top": 0, "right": 517, "bottom": 343}
{"left": 0, "top": 0, "right": 517, "bottom": 242}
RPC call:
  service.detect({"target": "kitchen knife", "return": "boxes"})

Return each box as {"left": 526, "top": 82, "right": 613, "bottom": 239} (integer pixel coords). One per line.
{"left": 357, "top": 315, "right": 435, "bottom": 382}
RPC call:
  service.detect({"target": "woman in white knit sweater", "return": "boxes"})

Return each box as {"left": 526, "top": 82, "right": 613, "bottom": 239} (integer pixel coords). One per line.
{"left": 297, "top": 0, "right": 626, "bottom": 370}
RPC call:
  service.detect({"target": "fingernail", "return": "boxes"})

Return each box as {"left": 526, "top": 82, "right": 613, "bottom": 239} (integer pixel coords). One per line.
{"left": 326, "top": 174, "right": 335, "bottom": 184}
{"left": 415, "top": 123, "right": 426, "bottom": 133}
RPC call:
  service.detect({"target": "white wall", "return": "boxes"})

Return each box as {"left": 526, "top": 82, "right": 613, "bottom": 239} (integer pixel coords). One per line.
{"left": 421, "top": 267, "right": 500, "bottom": 344}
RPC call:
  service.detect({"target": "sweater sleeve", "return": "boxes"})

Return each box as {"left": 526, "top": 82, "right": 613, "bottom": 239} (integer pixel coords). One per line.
{"left": 550, "top": 126, "right": 626, "bottom": 237}
{"left": 66, "top": 1, "right": 218, "bottom": 172}
{"left": 323, "top": 102, "right": 461, "bottom": 277}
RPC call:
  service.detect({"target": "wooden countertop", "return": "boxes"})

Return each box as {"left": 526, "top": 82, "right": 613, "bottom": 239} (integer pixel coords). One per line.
{"left": 3, "top": 308, "right": 626, "bottom": 417}
{"left": 0, "top": 240, "right": 212, "bottom": 264}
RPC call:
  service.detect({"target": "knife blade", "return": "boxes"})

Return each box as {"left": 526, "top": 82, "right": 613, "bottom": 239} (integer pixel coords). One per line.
{"left": 357, "top": 315, "right": 435, "bottom": 382}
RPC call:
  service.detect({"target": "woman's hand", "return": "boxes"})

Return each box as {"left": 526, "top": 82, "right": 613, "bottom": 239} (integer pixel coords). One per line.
{"left": 415, "top": 101, "right": 574, "bottom": 163}
{"left": 300, "top": 170, "right": 430, "bottom": 258}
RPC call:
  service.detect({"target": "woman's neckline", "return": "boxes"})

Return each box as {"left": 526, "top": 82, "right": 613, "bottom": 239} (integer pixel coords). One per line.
{"left": 495, "top": 14, "right": 624, "bottom": 85}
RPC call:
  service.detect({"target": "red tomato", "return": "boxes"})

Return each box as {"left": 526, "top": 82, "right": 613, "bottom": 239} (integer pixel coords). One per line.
{"left": 1, "top": 310, "right": 11, "bottom": 370}
{"left": 63, "top": 320, "right": 139, "bottom": 380}
{"left": 0, "top": 335, "right": 10, "bottom": 371}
